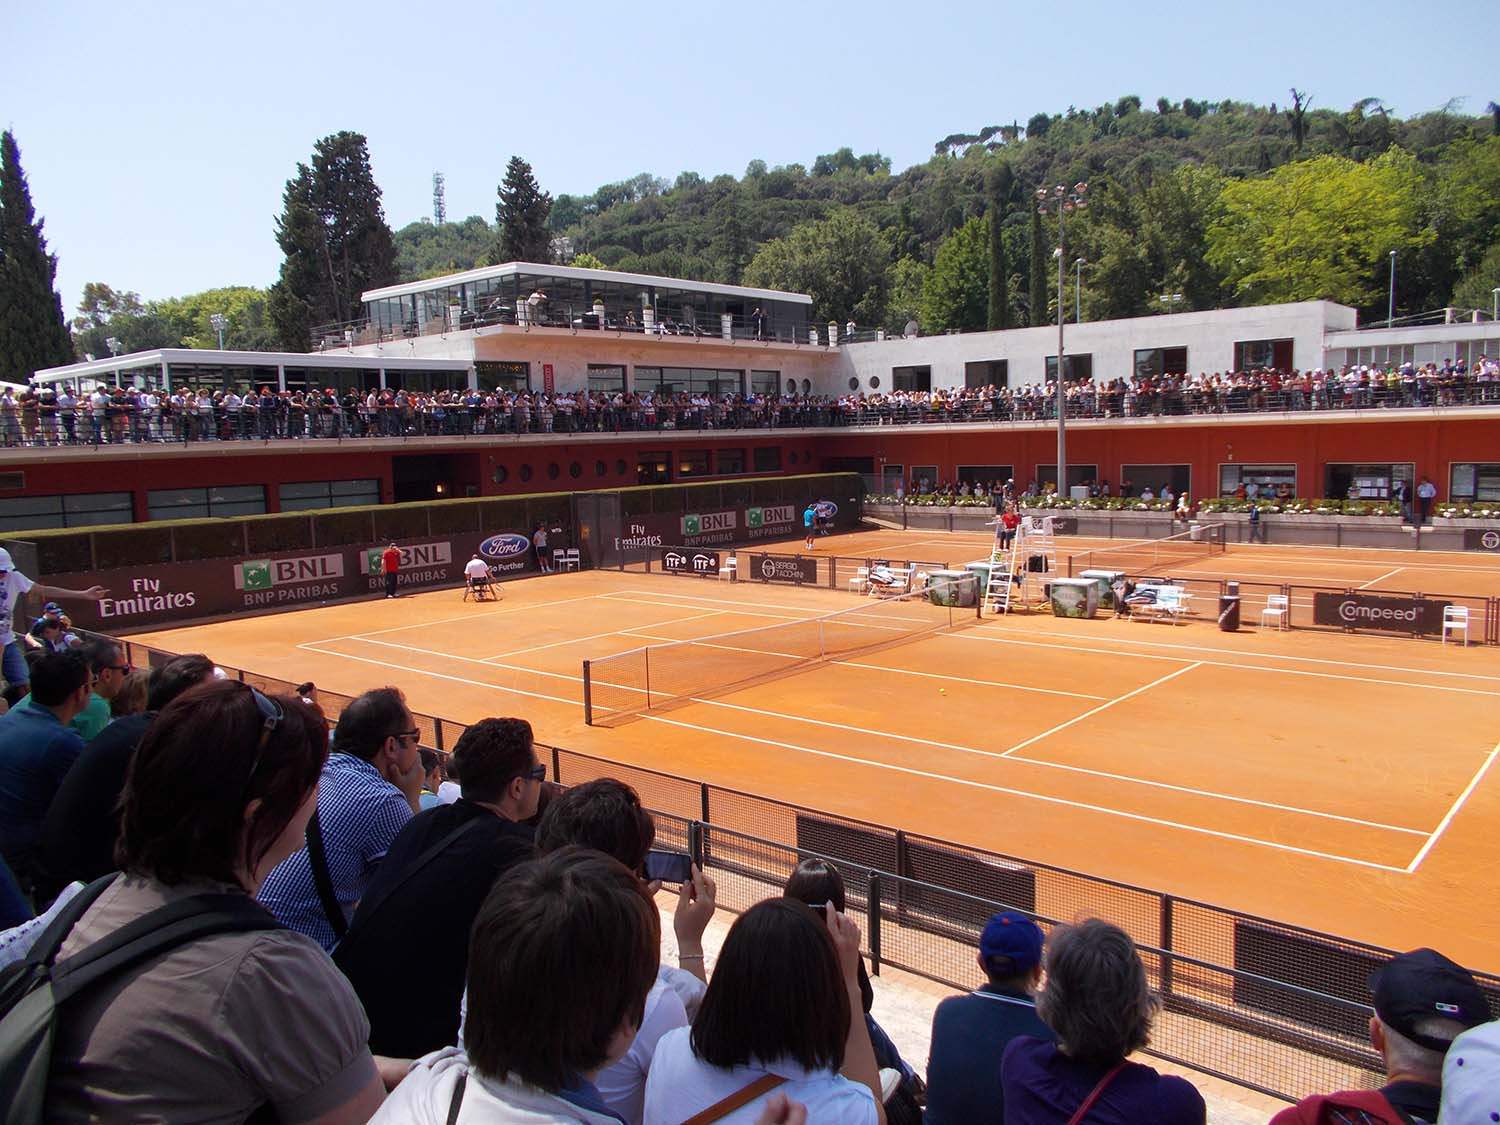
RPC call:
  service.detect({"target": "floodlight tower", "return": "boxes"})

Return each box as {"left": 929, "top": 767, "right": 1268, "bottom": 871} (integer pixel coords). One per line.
{"left": 1035, "top": 182, "right": 1088, "bottom": 496}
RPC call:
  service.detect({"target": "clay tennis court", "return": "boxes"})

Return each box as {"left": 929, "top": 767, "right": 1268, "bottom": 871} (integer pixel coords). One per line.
{"left": 126, "top": 527, "right": 1500, "bottom": 971}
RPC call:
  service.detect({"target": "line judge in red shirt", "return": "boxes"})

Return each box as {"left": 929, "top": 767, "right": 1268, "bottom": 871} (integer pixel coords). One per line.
{"left": 382, "top": 543, "right": 401, "bottom": 598}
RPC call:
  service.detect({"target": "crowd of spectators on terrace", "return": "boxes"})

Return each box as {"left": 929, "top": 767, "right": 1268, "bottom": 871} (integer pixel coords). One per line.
{"left": 2, "top": 616, "right": 1499, "bottom": 1120}
{"left": 4, "top": 355, "right": 1499, "bottom": 447}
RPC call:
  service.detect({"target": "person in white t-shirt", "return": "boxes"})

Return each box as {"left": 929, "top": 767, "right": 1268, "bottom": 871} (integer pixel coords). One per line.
{"left": 643, "top": 898, "right": 883, "bottom": 1124}
{"left": 463, "top": 554, "right": 496, "bottom": 600}
{"left": 0, "top": 547, "right": 107, "bottom": 693}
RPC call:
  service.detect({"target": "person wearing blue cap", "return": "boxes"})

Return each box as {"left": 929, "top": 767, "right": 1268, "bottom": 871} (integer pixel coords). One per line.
{"left": 924, "top": 910, "right": 1053, "bottom": 1124}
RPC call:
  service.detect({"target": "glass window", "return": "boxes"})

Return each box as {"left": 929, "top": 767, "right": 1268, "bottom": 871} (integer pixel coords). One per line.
{"left": 476, "top": 361, "right": 530, "bottom": 392}
{"left": 631, "top": 366, "right": 742, "bottom": 395}
{"left": 1035, "top": 465, "right": 1098, "bottom": 493}
{"left": 588, "top": 365, "right": 626, "bottom": 393}
{"left": 1323, "top": 462, "right": 1414, "bottom": 500}
{"left": 1044, "top": 354, "right": 1094, "bottom": 382}
{"left": 1120, "top": 464, "right": 1191, "bottom": 498}
{"left": 956, "top": 464, "right": 1013, "bottom": 488}
{"left": 716, "top": 448, "right": 747, "bottom": 475}
{"left": 519, "top": 464, "right": 533, "bottom": 482}
{"left": 569, "top": 462, "right": 582, "bottom": 479}
{"left": 892, "top": 366, "right": 931, "bottom": 392}
{"left": 751, "top": 370, "right": 779, "bottom": 396}
{"left": 677, "top": 450, "right": 710, "bottom": 478}
{"left": 279, "top": 479, "right": 380, "bottom": 512}
{"left": 1451, "top": 463, "right": 1500, "bottom": 502}
{"left": 0, "top": 491, "right": 133, "bottom": 531}
{"left": 638, "top": 452, "right": 672, "bottom": 485}
{"left": 1218, "top": 464, "right": 1297, "bottom": 498}
{"left": 964, "top": 360, "right": 1008, "bottom": 389}
{"left": 547, "top": 463, "right": 560, "bottom": 481}
{"left": 1133, "top": 347, "right": 1188, "bottom": 379}
{"left": 146, "top": 485, "right": 264, "bottom": 521}
{"left": 1234, "top": 339, "right": 1293, "bottom": 371}
{"left": 752, "top": 447, "right": 782, "bottom": 473}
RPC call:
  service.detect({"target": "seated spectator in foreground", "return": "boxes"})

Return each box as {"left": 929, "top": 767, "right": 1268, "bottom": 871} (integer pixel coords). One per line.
{"left": 1440, "top": 1018, "right": 1500, "bottom": 1123}
{"left": 1271, "top": 947, "right": 1489, "bottom": 1125}
{"left": 43, "top": 680, "right": 387, "bottom": 1122}
{"left": 108, "top": 666, "right": 149, "bottom": 719}
{"left": 523, "top": 778, "right": 717, "bottom": 1122}
{"left": 372, "top": 847, "right": 659, "bottom": 1123}
{"left": 643, "top": 897, "right": 886, "bottom": 1124}
{"left": 334, "top": 718, "right": 542, "bottom": 1059}
{"left": 17, "top": 635, "right": 130, "bottom": 743}
{"left": 25, "top": 615, "right": 71, "bottom": 654}
{"left": 784, "top": 859, "right": 918, "bottom": 1100}
{"left": 1001, "top": 919, "right": 1205, "bottom": 1124}
{"left": 38, "top": 654, "right": 215, "bottom": 898}
{"left": 0, "top": 651, "right": 90, "bottom": 900}
{"left": 924, "top": 910, "right": 1052, "bottom": 1125}
{"left": 258, "top": 685, "right": 425, "bottom": 949}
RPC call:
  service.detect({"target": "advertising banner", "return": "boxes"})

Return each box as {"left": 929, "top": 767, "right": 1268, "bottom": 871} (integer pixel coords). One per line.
{"left": 605, "top": 502, "right": 816, "bottom": 564}
{"left": 1463, "top": 529, "right": 1500, "bottom": 552}
{"left": 43, "top": 529, "right": 543, "bottom": 631}
{"left": 748, "top": 553, "right": 819, "bottom": 585}
{"left": 1311, "top": 591, "right": 1452, "bottom": 636}
{"left": 659, "top": 548, "right": 721, "bottom": 577}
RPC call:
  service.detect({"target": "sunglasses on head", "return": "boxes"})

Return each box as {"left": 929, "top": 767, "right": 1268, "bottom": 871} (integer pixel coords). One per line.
{"left": 242, "top": 685, "right": 284, "bottom": 789}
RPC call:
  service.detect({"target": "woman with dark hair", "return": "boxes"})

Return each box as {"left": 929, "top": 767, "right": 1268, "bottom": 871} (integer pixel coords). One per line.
{"left": 42, "top": 680, "right": 389, "bottom": 1123}
{"left": 643, "top": 897, "right": 886, "bottom": 1124}
{"left": 1000, "top": 919, "right": 1205, "bottom": 1124}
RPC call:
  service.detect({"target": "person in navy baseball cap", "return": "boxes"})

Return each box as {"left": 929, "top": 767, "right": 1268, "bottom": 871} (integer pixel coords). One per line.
{"left": 979, "top": 910, "right": 1045, "bottom": 972}
{"left": 1370, "top": 948, "right": 1490, "bottom": 1052}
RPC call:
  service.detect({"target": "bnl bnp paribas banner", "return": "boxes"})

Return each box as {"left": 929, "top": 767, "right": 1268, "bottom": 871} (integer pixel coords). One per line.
{"left": 609, "top": 504, "right": 808, "bottom": 563}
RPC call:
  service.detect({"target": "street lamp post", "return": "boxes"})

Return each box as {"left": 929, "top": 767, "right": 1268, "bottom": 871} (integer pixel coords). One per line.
{"left": 1492, "top": 287, "right": 1499, "bottom": 322}
{"left": 1036, "top": 182, "right": 1087, "bottom": 497}
{"left": 1074, "top": 258, "right": 1086, "bottom": 323}
{"left": 1387, "top": 251, "right": 1397, "bottom": 327}
{"left": 210, "top": 313, "right": 228, "bottom": 350}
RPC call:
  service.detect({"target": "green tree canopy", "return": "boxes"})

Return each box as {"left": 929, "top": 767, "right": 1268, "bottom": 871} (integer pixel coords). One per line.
{"left": 495, "top": 156, "right": 553, "bottom": 263}
{"left": 1206, "top": 149, "right": 1432, "bottom": 306}
{"left": 922, "top": 215, "right": 990, "bottom": 333}
{"left": 741, "top": 208, "right": 889, "bottom": 325}
{"left": 0, "top": 130, "right": 73, "bottom": 378}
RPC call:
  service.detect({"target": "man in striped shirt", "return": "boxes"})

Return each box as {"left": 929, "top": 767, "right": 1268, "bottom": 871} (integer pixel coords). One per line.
{"left": 258, "top": 686, "right": 426, "bottom": 950}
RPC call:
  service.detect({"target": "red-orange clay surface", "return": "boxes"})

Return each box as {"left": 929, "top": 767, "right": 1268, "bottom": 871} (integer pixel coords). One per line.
{"left": 129, "top": 528, "right": 1500, "bottom": 971}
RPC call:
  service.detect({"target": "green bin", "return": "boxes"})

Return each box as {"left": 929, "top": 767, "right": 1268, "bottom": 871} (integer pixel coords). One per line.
{"left": 927, "top": 569, "right": 976, "bottom": 608}
{"left": 1049, "top": 577, "right": 1100, "bottom": 619}
{"left": 1079, "top": 569, "right": 1125, "bottom": 610}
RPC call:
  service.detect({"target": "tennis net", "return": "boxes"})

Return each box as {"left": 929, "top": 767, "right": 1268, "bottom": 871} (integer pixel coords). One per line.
{"left": 1065, "top": 524, "right": 1227, "bottom": 577}
{"left": 583, "top": 580, "right": 980, "bottom": 724}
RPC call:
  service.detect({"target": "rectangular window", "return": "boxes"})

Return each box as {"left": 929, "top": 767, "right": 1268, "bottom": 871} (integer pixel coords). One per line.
{"left": 588, "top": 365, "right": 626, "bottom": 393}
{"left": 964, "top": 360, "right": 1009, "bottom": 389}
{"left": 1449, "top": 463, "right": 1500, "bottom": 502}
{"left": 911, "top": 465, "right": 939, "bottom": 493}
{"left": 1035, "top": 465, "right": 1099, "bottom": 494}
{"left": 147, "top": 485, "right": 265, "bottom": 521}
{"left": 475, "top": 361, "right": 530, "bottom": 392}
{"left": 750, "top": 370, "right": 780, "bottom": 396}
{"left": 0, "top": 491, "right": 133, "bottom": 532}
{"left": 1133, "top": 347, "right": 1188, "bottom": 379}
{"left": 1121, "top": 464, "right": 1192, "bottom": 499}
{"left": 677, "top": 450, "right": 710, "bottom": 478}
{"left": 637, "top": 452, "right": 672, "bottom": 485}
{"left": 956, "top": 465, "right": 1014, "bottom": 489}
{"left": 1323, "top": 463, "right": 1414, "bottom": 501}
{"left": 1045, "top": 354, "right": 1094, "bottom": 382}
{"left": 633, "top": 367, "right": 743, "bottom": 395}
{"left": 715, "top": 448, "right": 747, "bottom": 475}
{"left": 1234, "top": 339, "right": 1294, "bottom": 371}
{"left": 752, "top": 447, "right": 782, "bottom": 473}
{"left": 892, "top": 365, "right": 931, "bottom": 392}
{"left": 1219, "top": 464, "right": 1298, "bottom": 498}
{"left": 279, "top": 479, "right": 380, "bottom": 512}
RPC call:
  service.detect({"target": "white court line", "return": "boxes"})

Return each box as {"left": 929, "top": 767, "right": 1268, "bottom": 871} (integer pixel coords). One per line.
{"left": 833, "top": 661, "right": 1108, "bottom": 701}
{"left": 948, "top": 632, "right": 1500, "bottom": 697}
{"left": 482, "top": 610, "right": 726, "bottom": 660}
{"left": 1405, "top": 739, "right": 1500, "bottom": 872}
{"left": 638, "top": 713, "right": 1412, "bottom": 873}
{"left": 1000, "top": 663, "right": 1202, "bottom": 758}
{"left": 1358, "top": 567, "right": 1406, "bottom": 589}
{"left": 298, "top": 593, "right": 603, "bottom": 647}
{"left": 963, "top": 622, "right": 1500, "bottom": 684}
{"left": 300, "top": 636, "right": 1430, "bottom": 864}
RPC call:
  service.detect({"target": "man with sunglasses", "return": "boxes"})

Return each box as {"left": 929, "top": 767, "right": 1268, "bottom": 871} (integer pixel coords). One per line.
{"left": 257, "top": 686, "right": 426, "bottom": 951}
{"left": 334, "top": 717, "right": 544, "bottom": 1058}
{"left": 15, "top": 635, "right": 129, "bottom": 743}
{"left": 0, "top": 546, "right": 107, "bottom": 697}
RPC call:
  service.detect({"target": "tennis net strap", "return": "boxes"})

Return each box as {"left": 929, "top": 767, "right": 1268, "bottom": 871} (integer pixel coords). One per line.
{"left": 1066, "top": 524, "right": 1225, "bottom": 577}
{"left": 583, "top": 582, "right": 977, "bottom": 724}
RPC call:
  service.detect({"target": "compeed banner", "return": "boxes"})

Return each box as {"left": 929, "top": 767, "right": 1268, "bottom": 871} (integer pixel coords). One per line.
{"left": 1312, "top": 591, "right": 1451, "bottom": 636}
{"left": 748, "top": 553, "right": 819, "bottom": 585}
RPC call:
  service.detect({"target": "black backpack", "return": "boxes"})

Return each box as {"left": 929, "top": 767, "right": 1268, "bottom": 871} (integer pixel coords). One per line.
{"left": 0, "top": 874, "right": 280, "bottom": 1125}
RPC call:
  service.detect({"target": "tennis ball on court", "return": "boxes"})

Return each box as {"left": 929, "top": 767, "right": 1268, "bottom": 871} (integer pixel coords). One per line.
{"left": 939, "top": 687, "right": 946, "bottom": 695}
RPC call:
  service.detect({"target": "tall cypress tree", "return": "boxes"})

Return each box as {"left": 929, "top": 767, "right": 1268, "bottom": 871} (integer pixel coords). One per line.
{"left": 986, "top": 163, "right": 1013, "bottom": 330}
{"left": 494, "top": 156, "right": 553, "bottom": 263}
{"left": 268, "top": 131, "right": 397, "bottom": 351}
{"left": 0, "top": 130, "right": 74, "bottom": 380}
{"left": 1028, "top": 206, "right": 1049, "bottom": 327}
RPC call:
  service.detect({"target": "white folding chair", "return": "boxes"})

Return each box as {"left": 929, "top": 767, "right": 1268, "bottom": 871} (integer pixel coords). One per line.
{"left": 1260, "top": 594, "right": 1289, "bottom": 631}
{"left": 563, "top": 548, "right": 581, "bottom": 572}
{"left": 719, "top": 556, "right": 737, "bottom": 582}
{"left": 1442, "top": 605, "right": 1470, "bottom": 646}
{"left": 848, "top": 565, "right": 869, "bottom": 593}
{"left": 552, "top": 548, "right": 566, "bottom": 572}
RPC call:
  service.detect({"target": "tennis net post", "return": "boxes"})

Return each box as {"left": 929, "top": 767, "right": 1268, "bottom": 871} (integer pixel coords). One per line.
{"left": 583, "top": 660, "right": 594, "bottom": 725}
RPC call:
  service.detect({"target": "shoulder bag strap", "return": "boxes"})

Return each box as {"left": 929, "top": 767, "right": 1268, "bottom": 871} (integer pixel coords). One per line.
{"left": 304, "top": 806, "right": 348, "bottom": 942}
{"left": 445, "top": 1071, "right": 467, "bottom": 1125}
{"left": 1064, "top": 1061, "right": 1127, "bottom": 1125}
{"left": 681, "top": 1073, "right": 787, "bottom": 1125}
{"left": 345, "top": 818, "right": 485, "bottom": 933}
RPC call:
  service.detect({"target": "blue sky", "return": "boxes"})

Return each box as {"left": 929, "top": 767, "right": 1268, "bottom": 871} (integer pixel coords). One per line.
{"left": 6, "top": 0, "right": 1496, "bottom": 313}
